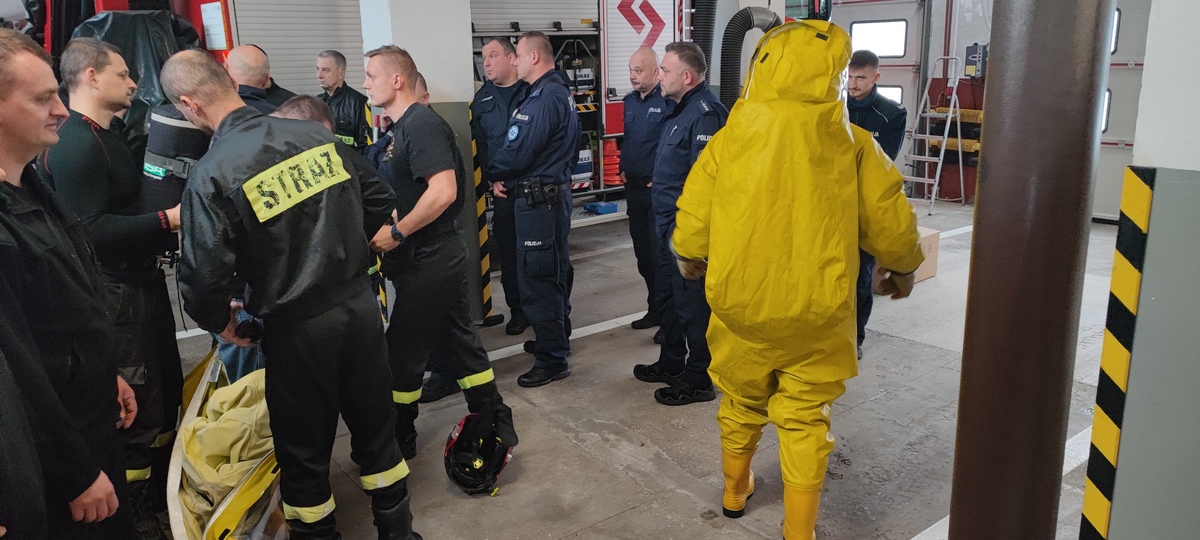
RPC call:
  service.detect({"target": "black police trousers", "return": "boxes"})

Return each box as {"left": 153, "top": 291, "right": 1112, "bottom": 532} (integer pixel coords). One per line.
{"left": 491, "top": 186, "right": 525, "bottom": 321}
{"left": 654, "top": 240, "right": 713, "bottom": 388}
{"left": 106, "top": 268, "right": 183, "bottom": 492}
{"left": 624, "top": 178, "right": 663, "bottom": 315}
{"left": 515, "top": 186, "right": 574, "bottom": 369}
{"left": 260, "top": 282, "right": 407, "bottom": 525}
{"left": 386, "top": 226, "right": 515, "bottom": 444}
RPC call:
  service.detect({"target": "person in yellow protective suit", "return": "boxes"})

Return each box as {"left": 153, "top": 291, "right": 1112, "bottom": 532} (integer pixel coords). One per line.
{"left": 671, "top": 20, "right": 925, "bottom": 539}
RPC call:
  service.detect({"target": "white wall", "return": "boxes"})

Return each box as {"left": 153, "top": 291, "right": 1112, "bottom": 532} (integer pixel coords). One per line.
{"left": 359, "top": 0, "right": 475, "bottom": 103}
{"left": 1132, "top": 0, "right": 1200, "bottom": 171}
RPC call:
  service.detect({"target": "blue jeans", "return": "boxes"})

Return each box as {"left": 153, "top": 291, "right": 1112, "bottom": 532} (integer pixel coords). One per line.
{"left": 213, "top": 309, "right": 265, "bottom": 383}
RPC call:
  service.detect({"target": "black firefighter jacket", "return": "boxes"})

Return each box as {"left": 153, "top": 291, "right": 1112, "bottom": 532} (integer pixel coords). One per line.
{"left": 320, "top": 84, "right": 374, "bottom": 151}
{"left": 178, "top": 107, "right": 395, "bottom": 331}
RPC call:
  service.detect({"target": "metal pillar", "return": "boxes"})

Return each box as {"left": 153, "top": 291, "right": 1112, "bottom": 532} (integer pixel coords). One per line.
{"left": 947, "top": 1, "right": 1116, "bottom": 538}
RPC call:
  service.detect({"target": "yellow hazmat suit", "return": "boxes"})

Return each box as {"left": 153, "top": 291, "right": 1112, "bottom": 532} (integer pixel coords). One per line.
{"left": 671, "top": 20, "right": 924, "bottom": 539}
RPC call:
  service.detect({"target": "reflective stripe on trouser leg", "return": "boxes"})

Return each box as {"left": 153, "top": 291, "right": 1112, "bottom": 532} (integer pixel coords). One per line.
{"left": 708, "top": 315, "right": 770, "bottom": 454}
{"left": 457, "top": 368, "right": 495, "bottom": 390}
{"left": 392, "top": 389, "right": 421, "bottom": 405}
{"left": 360, "top": 461, "right": 410, "bottom": 491}
{"left": 151, "top": 430, "right": 176, "bottom": 448}
{"left": 770, "top": 376, "right": 847, "bottom": 489}
{"left": 283, "top": 495, "right": 336, "bottom": 523}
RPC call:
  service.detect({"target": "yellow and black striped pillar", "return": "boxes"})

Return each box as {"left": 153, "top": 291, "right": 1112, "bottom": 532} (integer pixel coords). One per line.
{"left": 469, "top": 107, "right": 503, "bottom": 327}
{"left": 1079, "top": 166, "right": 1154, "bottom": 540}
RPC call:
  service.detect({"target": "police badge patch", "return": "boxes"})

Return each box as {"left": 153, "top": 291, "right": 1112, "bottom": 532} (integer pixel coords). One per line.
{"left": 508, "top": 125, "right": 520, "bottom": 141}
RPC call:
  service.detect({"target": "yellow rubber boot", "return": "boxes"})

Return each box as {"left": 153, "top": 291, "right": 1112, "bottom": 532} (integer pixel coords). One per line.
{"left": 721, "top": 450, "right": 755, "bottom": 518}
{"left": 781, "top": 485, "right": 821, "bottom": 540}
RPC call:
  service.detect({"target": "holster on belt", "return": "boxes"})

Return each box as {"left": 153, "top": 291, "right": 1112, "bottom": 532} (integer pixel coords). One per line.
{"left": 518, "top": 178, "right": 559, "bottom": 207}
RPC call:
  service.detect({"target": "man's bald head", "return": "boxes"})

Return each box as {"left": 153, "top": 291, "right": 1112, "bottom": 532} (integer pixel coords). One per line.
{"left": 628, "top": 47, "right": 660, "bottom": 95}
{"left": 225, "top": 45, "right": 270, "bottom": 89}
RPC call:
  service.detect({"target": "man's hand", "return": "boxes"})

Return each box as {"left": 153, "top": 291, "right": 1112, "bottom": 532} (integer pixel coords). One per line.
{"left": 165, "top": 204, "right": 181, "bottom": 231}
{"left": 492, "top": 181, "right": 508, "bottom": 199}
{"left": 878, "top": 270, "right": 916, "bottom": 299}
{"left": 369, "top": 225, "right": 400, "bottom": 253}
{"left": 676, "top": 257, "right": 707, "bottom": 281}
{"left": 116, "top": 375, "right": 137, "bottom": 429}
{"left": 219, "top": 299, "right": 252, "bottom": 347}
{"left": 1, "top": 524, "right": 7, "bottom": 537}
{"left": 69, "top": 472, "right": 119, "bottom": 523}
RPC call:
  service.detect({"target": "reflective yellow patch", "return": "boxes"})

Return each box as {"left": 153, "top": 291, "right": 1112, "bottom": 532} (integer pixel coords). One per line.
{"left": 360, "top": 461, "right": 410, "bottom": 490}
{"left": 242, "top": 143, "right": 350, "bottom": 223}
{"left": 337, "top": 134, "right": 356, "bottom": 146}
{"left": 457, "top": 368, "right": 495, "bottom": 390}
{"left": 126, "top": 467, "right": 151, "bottom": 482}
{"left": 393, "top": 389, "right": 421, "bottom": 404}
{"left": 283, "top": 495, "right": 336, "bottom": 523}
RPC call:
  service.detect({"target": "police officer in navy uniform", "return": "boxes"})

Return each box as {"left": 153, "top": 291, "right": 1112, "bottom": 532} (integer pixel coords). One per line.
{"left": 487, "top": 31, "right": 581, "bottom": 387}
{"left": 620, "top": 47, "right": 672, "bottom": 340}
{"left": 846, "top": 49, "right": 907, "bottom": 358}
{"left": 474, "top": 37, "right": 532, "bottom": 340}
{"left": 633, "top": 41, "right": 729, "bottom": 406}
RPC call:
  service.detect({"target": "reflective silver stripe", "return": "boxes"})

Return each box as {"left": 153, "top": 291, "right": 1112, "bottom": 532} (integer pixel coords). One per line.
{"left": 150, "top": 112, "right": 203, "bottom": 130}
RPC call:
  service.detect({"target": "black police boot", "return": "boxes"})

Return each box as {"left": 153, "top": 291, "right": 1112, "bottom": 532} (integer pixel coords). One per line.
{"left": 288, "top": 515, "right": 341, "bottom": 540}
{"left": 631, "top": 312, "right": 660, "bottom": 330}
{"left": 417, "top": 372, "right": 460, "bottom": 404}
{"left": 633, "top": 362, "right": 683, "bottom": 384}
{"left": 517, "top": 365, "right": 571, "bottom": 388}
{"left": 394, "top": 403, "right": 419, "bottom": 460}
{"left": 371, "top": 481, "right": 423, "bottom": 540}
{"left": 128, "top": 480, "right": 169, "bottom": 540}
{"left": 505, "top": 312, "right": 530, "bottom": 335}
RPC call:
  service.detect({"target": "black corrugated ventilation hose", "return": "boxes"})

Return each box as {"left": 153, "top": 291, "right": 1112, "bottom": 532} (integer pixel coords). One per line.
{"left": 691, "top": 0, "right": 718, "bottom": 82}
{"left": 719, "top": 6, "right": 782, "bottom": 109}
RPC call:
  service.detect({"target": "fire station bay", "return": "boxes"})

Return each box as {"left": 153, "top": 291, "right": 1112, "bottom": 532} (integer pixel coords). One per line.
{"left": 2, "top": 0, "right": 1198, "bottom": 538}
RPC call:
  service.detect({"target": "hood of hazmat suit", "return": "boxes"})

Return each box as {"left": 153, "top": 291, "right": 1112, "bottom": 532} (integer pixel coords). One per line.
{"left": 672, "top": 20, "right": 924, "bottom": 370}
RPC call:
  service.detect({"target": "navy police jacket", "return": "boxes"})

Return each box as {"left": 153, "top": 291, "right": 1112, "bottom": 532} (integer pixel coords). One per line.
{"left": 847, "top": 85, "right": 907, "bottom": 161}
{"left": 471, "top": 79, "right": 529, "bottom": 185}
{"left": 620, "top": 84, "right": 673, "bottom": 180}
{"left": 652, "top": 81, "right": 728, "bottom": 238}
{"left": 486, "top": 70, "right": 581, "bottom": 186}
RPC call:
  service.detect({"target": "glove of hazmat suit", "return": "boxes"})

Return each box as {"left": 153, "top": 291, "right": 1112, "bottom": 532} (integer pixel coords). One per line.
{"left": 671, "top": 20, "right": 925, "bottom": 539}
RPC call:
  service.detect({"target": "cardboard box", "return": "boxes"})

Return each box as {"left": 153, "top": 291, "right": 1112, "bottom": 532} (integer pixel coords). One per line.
{"left": 872, "top": 226, "right": 940, "bottom": 294}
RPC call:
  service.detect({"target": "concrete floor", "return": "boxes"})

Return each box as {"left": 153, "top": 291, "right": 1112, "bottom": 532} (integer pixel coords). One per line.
{"left": 170, "top": 200, "right": 1116, "bottom": 539}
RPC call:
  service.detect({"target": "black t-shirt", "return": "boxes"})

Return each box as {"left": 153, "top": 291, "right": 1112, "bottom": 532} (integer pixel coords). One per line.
{"left": 494, "top": 83, "right": 520, "bottom": 110}
{"left": 385, "top": 104, "right": 466, "bottom": 232}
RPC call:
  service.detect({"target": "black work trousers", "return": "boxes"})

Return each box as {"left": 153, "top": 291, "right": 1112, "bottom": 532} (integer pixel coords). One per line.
{"left": 491, "top": 189, "right": 524, "bottom": 321}
{"left": 106, "top": 268, "right": 182, "bottom": 490}
{"left": 515, "top": 186, "right": 574, "bottom": 369}
{"left": 386, "top": 226, "right": 513, "bottom": 443}
{"left": 625, "top": 178, "right": 662, "bottom": 315}
{"left": 654, "top": 241, "right": 713, "bottom": 388}
{"left": 260, "top": 282, "right": 406, "bottom": 524}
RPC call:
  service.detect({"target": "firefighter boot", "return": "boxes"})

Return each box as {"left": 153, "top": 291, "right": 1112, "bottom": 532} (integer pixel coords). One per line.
{"left": 721, "top": 450, "right": 755, "bottom": 518}
{"left": 394, "top": 403, "right": 418, "bottom": 460}
{"left": 128, "top": 479, "right": 169, "bottom": 540}
{"left": 463, "top": 383, "right": 519, "bottom": 447}
{"left": 288, "top": 515, "right": 340, "bottom": 540}
{"left": 371, "top": 481, "right": 423, "bottom": 540}
{"left": 781, "top": 485, "right": 821, "bottom": 540}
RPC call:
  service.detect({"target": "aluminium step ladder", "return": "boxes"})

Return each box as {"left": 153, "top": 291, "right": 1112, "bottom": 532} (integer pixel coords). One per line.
{"left": 905, "top": 56, "right": 966, "bottom": 215}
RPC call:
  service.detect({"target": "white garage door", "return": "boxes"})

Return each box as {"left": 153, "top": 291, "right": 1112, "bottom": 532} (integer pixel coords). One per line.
{"left": 230, "top": 0, "right": 367, "bottom": 97}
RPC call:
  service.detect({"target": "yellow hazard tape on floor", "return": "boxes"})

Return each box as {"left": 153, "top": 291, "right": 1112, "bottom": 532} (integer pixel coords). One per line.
{"left": 1079, "top": 166, "right": 1155, "bottom": 540}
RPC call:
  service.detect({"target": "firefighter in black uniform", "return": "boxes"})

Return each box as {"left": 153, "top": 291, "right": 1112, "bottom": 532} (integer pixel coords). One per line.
{"left": 472, "top": 37, "right": 531, "bottom": 340}
{"left": 846, "top": 49, "right": 907, "bottom": 358}
{"left": 39, "top": 38, "right": 182, "bottom": 534}
{"left": 318, "top": 49, "right": 374, "bottom": 151}
{"left": 163, "top": 50, "right": 419, "bottom": 540}
{"left": 0, "top": 29, "right": 135, "bottom": 539}
{"left": 362, "top": 45, "right": 518, "bottom": 461}
{"left": 487, "top": 32, "right": 582, "bottom": 387}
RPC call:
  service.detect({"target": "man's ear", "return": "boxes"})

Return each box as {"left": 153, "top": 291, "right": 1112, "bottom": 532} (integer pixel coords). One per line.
{"left": 393, "top": 73, "right": 405, "bottom": 91}
{"left": 84, "top": 67, "right": 100, "bottom": 90}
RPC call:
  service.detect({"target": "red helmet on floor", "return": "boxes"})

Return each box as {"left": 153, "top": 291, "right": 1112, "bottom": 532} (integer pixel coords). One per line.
{"left": 443, "top": 412, "right": 514, "bottom": 495}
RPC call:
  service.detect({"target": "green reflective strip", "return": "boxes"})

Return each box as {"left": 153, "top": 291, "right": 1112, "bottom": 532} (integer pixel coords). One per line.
{"left": 151, "top": 430, "right": 176, "bottom": 448}
{"left": 393, "top": 389, "right": 421, "bottom": 404}
{"left": 283, "top": 496, "right": 335, "bottom": 523}
{"left": 143, "top": 163, "right": 166, "bottom": 179}
{"left": 337, "top": 134, "right": 355, "bottom": 146}
{"left": 126, "top": 467, "right": 151, "bottom": 483}
{"left": 360, "top": 461, "right": 409, "bottom": 491}
{"left": 457, "top": 368, "right": 495, "bottom": 390}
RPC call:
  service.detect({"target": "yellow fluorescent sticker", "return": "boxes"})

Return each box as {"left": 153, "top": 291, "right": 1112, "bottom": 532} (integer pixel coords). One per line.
{"left": 242, "top": 143, "right": 351, "bottom": 222}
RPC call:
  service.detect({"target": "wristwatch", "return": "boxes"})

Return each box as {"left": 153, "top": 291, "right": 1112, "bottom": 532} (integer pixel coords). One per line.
{"left": 390, "top": 224, "right": 406, "bottom": 244}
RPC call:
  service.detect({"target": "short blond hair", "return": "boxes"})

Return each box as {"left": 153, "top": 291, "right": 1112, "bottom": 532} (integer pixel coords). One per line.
{"left": 0, "top": 28, "right": 52, "bottom": 99}
{"left": 365, "top": 45, "right": 419, "bottom": 89}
